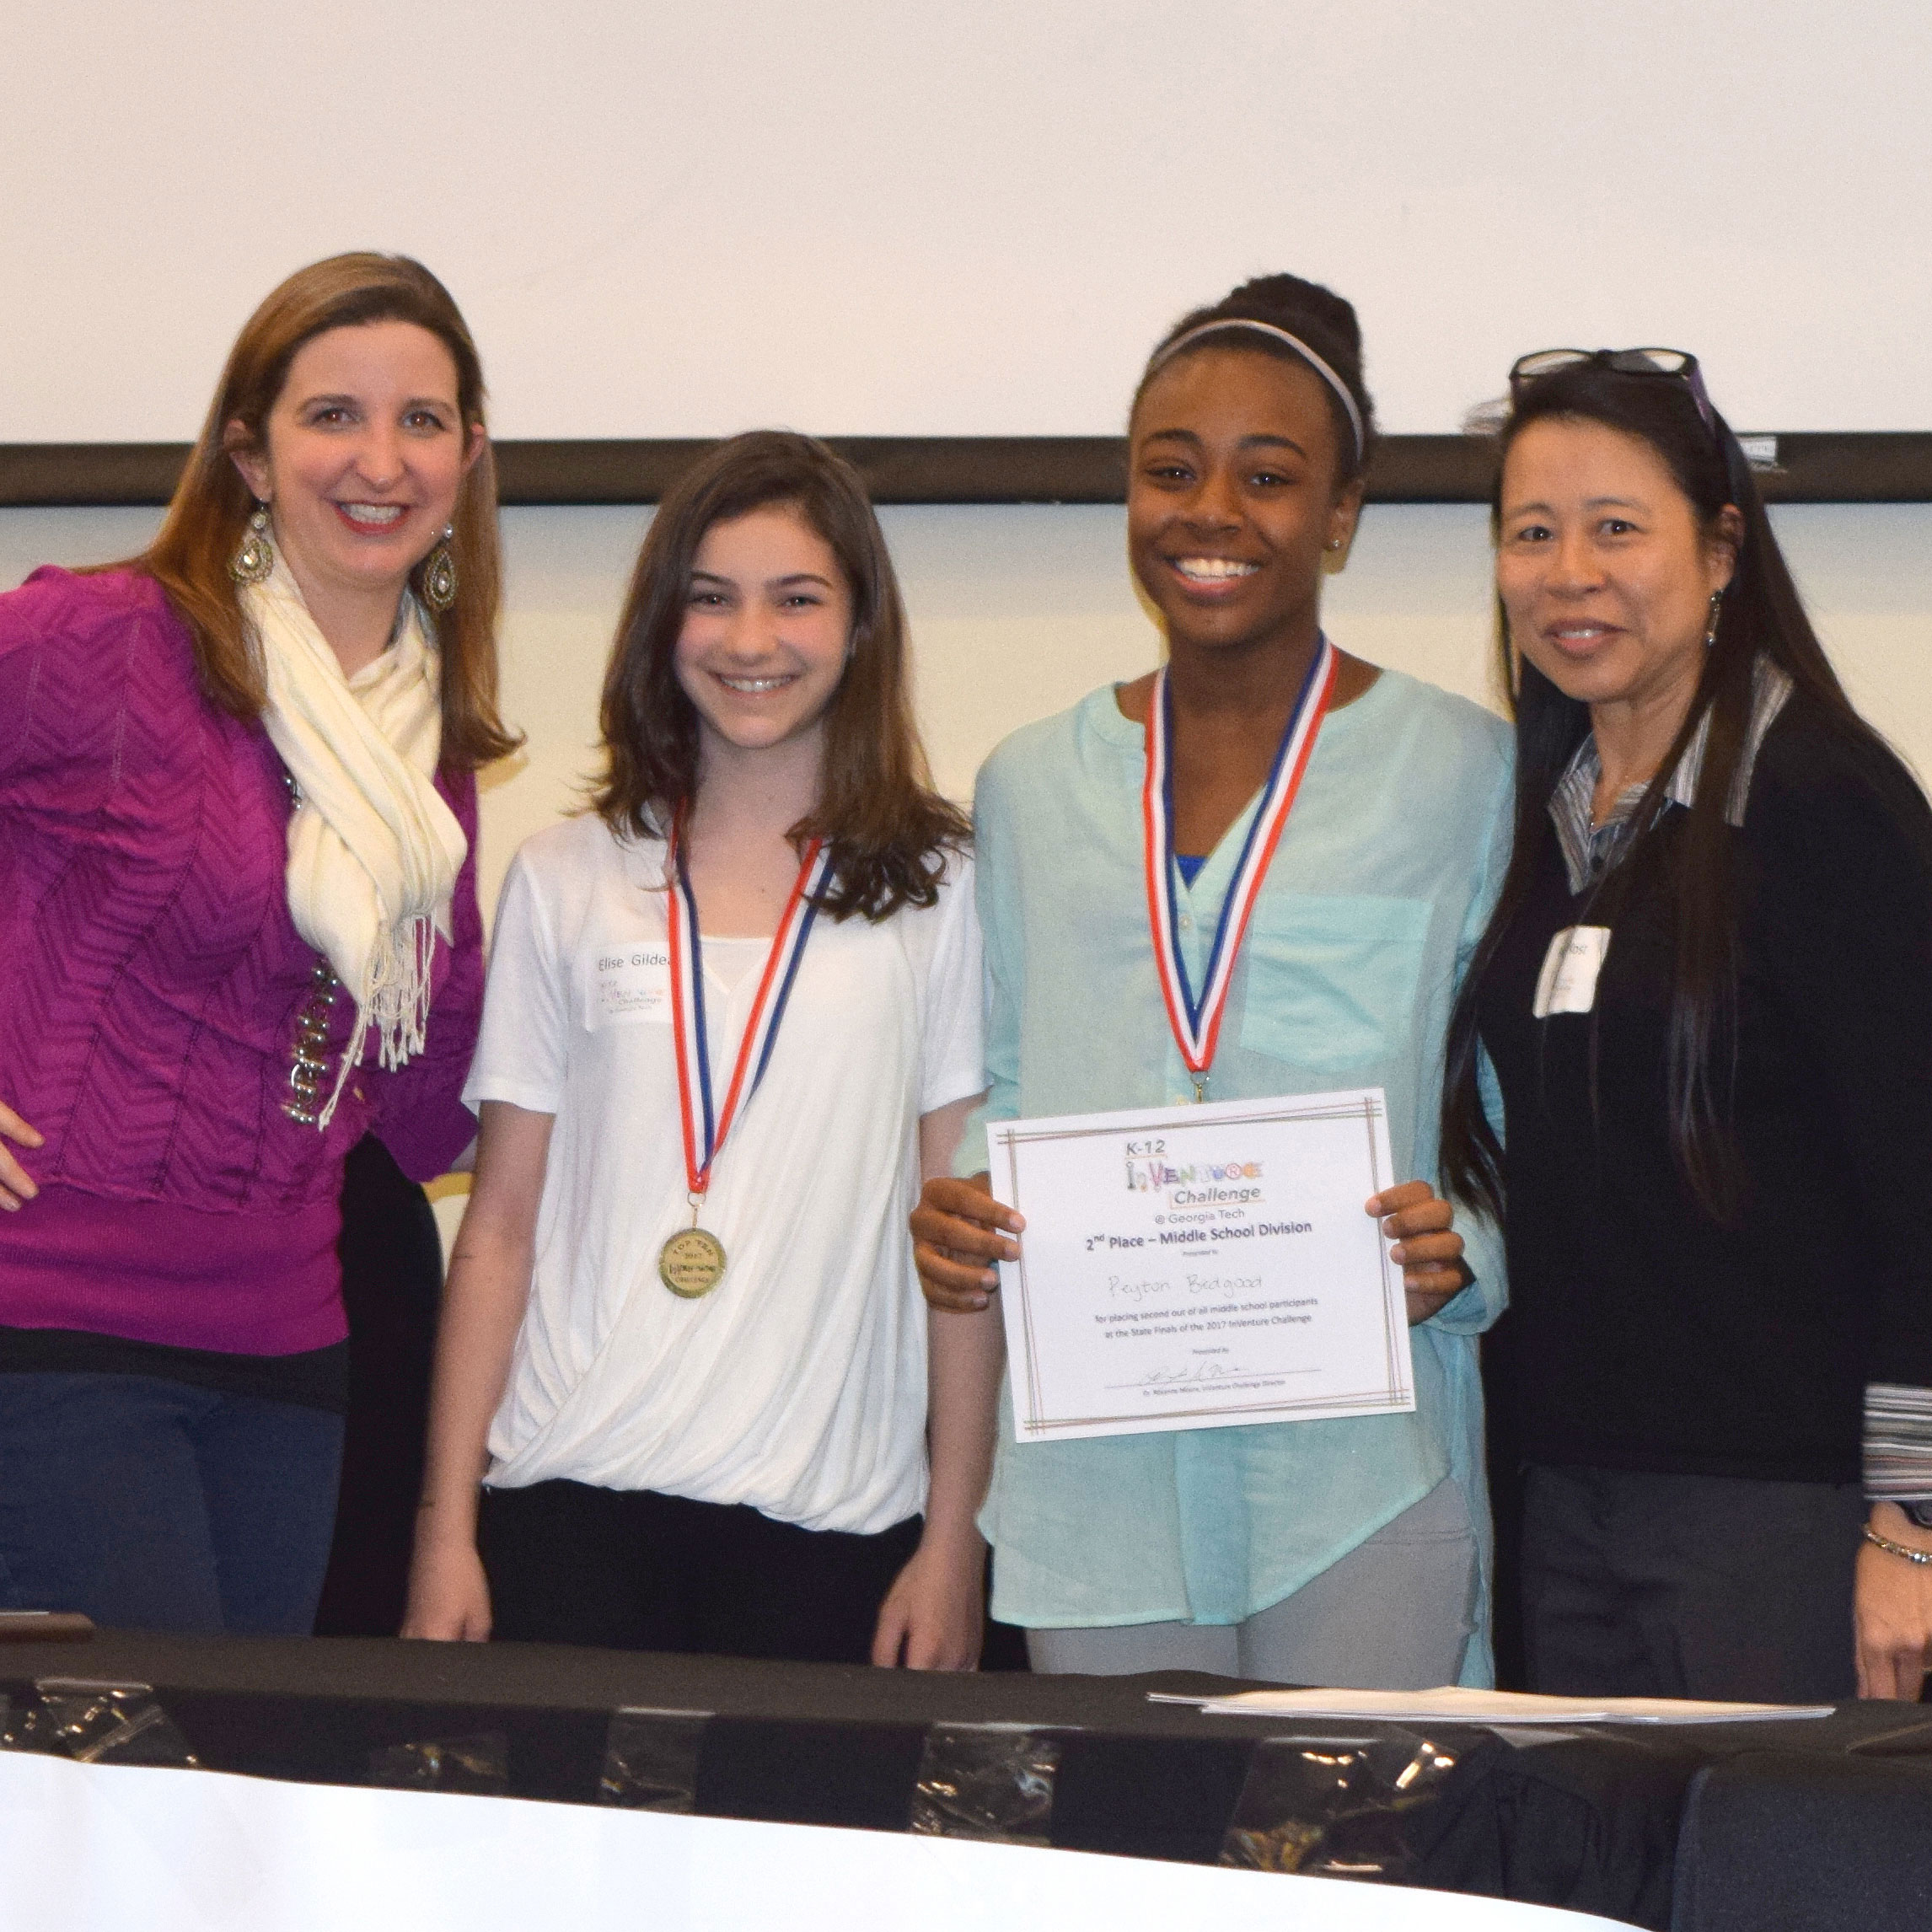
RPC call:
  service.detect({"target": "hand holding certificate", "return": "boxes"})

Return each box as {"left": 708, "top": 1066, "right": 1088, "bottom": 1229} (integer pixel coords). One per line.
{"left": 990, "top": 1087, "right": 1414, "bottom": 1444}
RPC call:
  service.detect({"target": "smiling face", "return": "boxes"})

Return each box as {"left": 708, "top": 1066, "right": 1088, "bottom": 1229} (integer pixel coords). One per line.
{"left": 674, "top": 503, "right": 854, "bottom": 761}
{"left": 229, "top": 319, "right": 479, "bottom": 615}
{"left": 1127, "top": 346, "right": 1360, "bottom": 660}
{"left": 1496, "top": 416, "right": 1736, "bottom": 722}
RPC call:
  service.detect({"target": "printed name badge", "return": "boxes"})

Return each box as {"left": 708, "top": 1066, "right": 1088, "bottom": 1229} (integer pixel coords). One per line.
{"left": 593, "top": 943, "right": 672, "bottom": 1028}
{"left": 1532, "top": 926, "right": 1611, "bottom": 1017}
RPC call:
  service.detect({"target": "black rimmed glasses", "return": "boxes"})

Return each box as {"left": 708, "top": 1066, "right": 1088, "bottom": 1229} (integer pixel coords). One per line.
{"left": 1508, "top": 346, "right": 1718, "bottom": 439}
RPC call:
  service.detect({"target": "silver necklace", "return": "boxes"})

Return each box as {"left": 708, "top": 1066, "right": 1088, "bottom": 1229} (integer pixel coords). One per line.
{"left": 280, "top": 769, "right": 339, "bottom": 1126}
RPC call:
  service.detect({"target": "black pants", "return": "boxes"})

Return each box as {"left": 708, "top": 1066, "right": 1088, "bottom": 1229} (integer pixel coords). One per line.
{"left": 479, "top": 1479, "right": 921, "bottom": 1662}
{"left": 1521, "top": 1464, "right": 1865, "bottom": 1704}
{"left": 314, "top": 1136, "right": 444, "bottom": 1638}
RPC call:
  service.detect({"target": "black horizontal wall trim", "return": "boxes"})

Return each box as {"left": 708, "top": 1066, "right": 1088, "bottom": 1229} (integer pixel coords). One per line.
{"left": 4, "top": 432, "right": 1931, "bottom": 509}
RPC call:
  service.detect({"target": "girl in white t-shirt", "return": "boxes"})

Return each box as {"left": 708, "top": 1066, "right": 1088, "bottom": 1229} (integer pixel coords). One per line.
{"left": 405, "top": 432, "right": 1000, "bottom": 1666}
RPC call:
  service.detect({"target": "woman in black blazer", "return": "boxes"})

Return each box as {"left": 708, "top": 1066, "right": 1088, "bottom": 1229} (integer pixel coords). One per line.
{"left": 1443, "top": 349, "right": 1932, "bottom": 1703}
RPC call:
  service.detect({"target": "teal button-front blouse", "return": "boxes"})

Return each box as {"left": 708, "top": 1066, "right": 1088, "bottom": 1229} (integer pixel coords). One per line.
{"left": 961, "top": 667, "right": 1513, "bottom": 1679}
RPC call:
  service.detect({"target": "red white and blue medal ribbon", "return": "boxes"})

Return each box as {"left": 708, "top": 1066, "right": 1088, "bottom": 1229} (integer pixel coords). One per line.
{"left": 667, "top": 821, "right": 829, "bottom": 1207}
{"left": 1141, "top": 635, "right": 1337, "bottom": 1101}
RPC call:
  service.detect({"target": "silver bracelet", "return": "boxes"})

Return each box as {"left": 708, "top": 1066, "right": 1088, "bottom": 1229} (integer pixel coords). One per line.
{"left": 1863, "top": 1526, "right": 1932, "bottom": 1565}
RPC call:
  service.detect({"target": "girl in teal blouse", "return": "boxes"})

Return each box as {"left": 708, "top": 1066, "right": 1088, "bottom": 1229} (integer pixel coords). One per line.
{"left": 913, "top": 274, "right": 1512, "bottom": 1685}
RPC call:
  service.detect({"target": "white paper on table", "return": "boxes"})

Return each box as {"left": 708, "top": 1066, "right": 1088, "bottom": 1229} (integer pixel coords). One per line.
{"left": 990, "top": 1087, "right": 1413, "bottom": 1444}
{"left": 1145, "top": 1686, "right": 1834, "bottom": 1725}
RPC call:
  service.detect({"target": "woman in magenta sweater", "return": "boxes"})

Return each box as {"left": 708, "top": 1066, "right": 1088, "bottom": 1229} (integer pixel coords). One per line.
{"left": 0, "top": 254, "right": 515, "bottom": 1634}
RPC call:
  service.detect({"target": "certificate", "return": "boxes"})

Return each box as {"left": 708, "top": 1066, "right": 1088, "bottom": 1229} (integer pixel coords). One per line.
{"left": 990, "top": 1088, "right": 1414, "bottom": 1444}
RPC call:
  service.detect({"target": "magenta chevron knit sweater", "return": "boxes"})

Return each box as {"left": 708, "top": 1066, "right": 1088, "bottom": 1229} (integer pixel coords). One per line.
{"left": 0, "top": 567, "right": 482, "bottom": 1355}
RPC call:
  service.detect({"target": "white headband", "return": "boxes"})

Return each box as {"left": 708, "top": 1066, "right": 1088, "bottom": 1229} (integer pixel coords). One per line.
{"left": 1148, "top": 319, "right": 1365, "bottom": 464}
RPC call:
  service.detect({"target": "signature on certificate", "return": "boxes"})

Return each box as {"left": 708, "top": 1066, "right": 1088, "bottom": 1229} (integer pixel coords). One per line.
{"left": 1113, "top": 1360, "right": 1250, "bottom": 1390}
{"left": 1105, "top": 1354, "right": 1323, "bottom": 1395}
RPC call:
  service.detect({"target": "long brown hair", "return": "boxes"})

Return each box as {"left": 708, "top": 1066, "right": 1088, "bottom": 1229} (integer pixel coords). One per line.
{"left": 596, "top": 431, "right": 969, "bottom": 920}
{"left": 133, "top": 252, "right": 518, "bottom": 772}
{"left": 1440, "top": 362, "right": 1896, "bottom": 1224}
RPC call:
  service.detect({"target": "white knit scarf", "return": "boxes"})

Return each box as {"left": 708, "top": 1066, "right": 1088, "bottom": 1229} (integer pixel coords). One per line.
{"left": 245, "top": 560, "right": 468, "bottom": 1129}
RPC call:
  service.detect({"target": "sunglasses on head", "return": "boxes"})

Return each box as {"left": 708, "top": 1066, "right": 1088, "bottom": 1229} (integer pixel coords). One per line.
{"left": 1508, "top": 347, "right": 1718, "bottom": 440}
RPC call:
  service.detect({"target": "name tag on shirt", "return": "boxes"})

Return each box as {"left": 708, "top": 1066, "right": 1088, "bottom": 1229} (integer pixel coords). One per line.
{"left": 1532, "top": 926, "right": 1611, "bottom": 1017}
{"left": 593, "top": 944, "right": 672, "bottom": 1028}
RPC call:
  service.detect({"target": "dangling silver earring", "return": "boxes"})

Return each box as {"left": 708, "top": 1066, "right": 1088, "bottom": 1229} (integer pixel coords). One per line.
{"left": 1704, "top": 588, "right": 1723, "bottom": 648}
{"left": 229, "top": 504, "right": 274, "bottom": 585}
{"left": 421, "top": 525, "right": 458, "bottom": 613}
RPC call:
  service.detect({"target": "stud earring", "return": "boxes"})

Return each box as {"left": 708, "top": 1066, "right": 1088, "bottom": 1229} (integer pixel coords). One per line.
{"left": 1704, "top": 588, "right": 1723, "bottom": 648}
{"left": 1326, "top": 537, "right": 1344, "bottom": 550}
{"left": 229, "top": 504, "right": 275, "bottom": 585}
{"left": 421, "top": 525, "right": 458, "bottom": 613}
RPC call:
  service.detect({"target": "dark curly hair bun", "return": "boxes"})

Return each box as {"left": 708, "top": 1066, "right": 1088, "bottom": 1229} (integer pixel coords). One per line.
{"left": 1135, "top": 272, "right": 1377, "bottom": 481}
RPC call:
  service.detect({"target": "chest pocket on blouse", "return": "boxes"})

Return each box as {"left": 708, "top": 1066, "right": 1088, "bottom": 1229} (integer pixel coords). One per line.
{"left": 1237, "top": 894, "right": 1431, "bottom": 1072}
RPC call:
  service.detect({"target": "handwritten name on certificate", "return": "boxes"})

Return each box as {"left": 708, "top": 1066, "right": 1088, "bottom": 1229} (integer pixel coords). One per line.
{"left": 989, "top": 1089, "right": 1414, "bottom": 1444}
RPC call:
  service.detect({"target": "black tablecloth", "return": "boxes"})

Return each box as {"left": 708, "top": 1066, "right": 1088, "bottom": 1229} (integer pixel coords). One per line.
{"left": 6, "top": 1632, "right": 1932, "bottom": 1929}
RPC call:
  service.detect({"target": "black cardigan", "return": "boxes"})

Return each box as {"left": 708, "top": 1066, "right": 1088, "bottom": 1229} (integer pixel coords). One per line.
{"left": 1477, "top": 696, "right": 1932, "bottom": 1484}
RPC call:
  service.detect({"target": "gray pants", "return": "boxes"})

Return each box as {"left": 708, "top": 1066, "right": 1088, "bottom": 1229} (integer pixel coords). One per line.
{"left": 1026, "top": 1479, "right": 1478, "bottom": 1686}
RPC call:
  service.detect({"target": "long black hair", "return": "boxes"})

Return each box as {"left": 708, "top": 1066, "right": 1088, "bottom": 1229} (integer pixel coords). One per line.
{"left": 1439, "top": 362, "right": 1883, "bottom": 1224}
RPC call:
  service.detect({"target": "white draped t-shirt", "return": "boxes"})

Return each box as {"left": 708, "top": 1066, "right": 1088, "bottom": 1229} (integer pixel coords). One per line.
{"left": 465, "top": 814, "right": 985, "bottom": 1533}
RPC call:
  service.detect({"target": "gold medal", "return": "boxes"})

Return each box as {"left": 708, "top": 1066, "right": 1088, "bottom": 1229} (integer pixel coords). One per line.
{"left": 662, "top": 820, "right": 828, "bottom": 1299}
{"left": 658, "top": 1226, "right": 727, "bottom": 1299}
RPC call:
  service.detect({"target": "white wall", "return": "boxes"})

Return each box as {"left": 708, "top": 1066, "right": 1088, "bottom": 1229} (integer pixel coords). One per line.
{"left": 8, "top": 500, "right": 1928, "bottom": 1235}
{"left": 4, "top": 2, "right": 1929, "bottom": 439}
